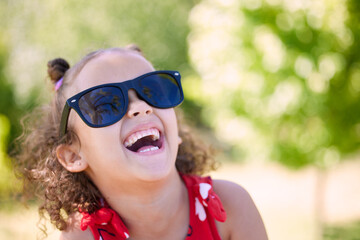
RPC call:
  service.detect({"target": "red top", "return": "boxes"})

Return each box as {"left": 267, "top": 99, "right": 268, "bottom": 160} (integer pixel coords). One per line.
{"left": 80, "top": 174, "right": 227, "bottom": 240}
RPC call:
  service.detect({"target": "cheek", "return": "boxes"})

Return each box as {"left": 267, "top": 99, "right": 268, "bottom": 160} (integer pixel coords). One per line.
{"left": 160, "top": 109, "right": 178, "bottom": 129}
{"left": 67, "top": 110, "right": 96, "bottom": 139}
{"left": 75, "top": 120, "right": 123, "bottom": 157}
{"left": 87, "top": 126, "right": 120, "bottom": 146}
{"left": 67, "top": 110, "right": 80, "bottom": 132}
{"left": 161, "top": 109, "right": 179, "bottom": 141}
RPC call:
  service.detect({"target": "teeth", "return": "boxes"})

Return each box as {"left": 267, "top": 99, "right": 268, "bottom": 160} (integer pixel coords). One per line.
{"left": 124, "top": 128, "right": 160, "bottom": 148}
{"left": 139, "top": 146, "right": 159, "bottom": 153}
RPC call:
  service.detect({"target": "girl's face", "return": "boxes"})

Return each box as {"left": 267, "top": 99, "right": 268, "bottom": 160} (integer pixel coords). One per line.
{"left": 66, "top": 51, "right": 181, "bottom": 186}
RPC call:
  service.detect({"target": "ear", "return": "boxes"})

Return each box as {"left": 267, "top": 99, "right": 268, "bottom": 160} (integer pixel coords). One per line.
{"left": 178, "top": 136, "right": 182, "bottom": 145}
{"left": 56, "top": 144, "right": 88, "bottom": 172}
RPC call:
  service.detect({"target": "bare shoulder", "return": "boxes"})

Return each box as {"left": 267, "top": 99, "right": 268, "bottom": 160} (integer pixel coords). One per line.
{"left": 59, "top": 212, "right": 94, "bottom": 240}
{"left": 212, "top": 179, "right": 268, "bottom": 240}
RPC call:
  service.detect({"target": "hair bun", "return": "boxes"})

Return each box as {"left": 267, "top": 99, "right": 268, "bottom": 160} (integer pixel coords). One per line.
{"left": 47, "top": 58, "right": 70, "bottom": 84}
{"left": 126, "top": 44, "right": 143, "bottom": 54}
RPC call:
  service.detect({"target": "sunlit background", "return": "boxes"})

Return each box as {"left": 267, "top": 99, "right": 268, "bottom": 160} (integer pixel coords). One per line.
{"left": 0, "top": 0, "right": 360, "bottom": 239}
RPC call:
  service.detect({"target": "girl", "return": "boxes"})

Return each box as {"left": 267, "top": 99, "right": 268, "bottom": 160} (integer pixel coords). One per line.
{"left": 15, "top": 46, "right": 268, "bottom": 240}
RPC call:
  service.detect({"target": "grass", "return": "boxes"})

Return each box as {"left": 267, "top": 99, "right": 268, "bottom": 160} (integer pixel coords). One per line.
{"left": 323, "top": 221, "right": 360, "bottom": 240}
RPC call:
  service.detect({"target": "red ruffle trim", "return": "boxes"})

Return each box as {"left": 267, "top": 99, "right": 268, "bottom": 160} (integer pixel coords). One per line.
{"left": 192, "top": 180, "right": 227, "bottom": 222}
{"left": 81, "top": 207, "right": 130, "bottom": 239}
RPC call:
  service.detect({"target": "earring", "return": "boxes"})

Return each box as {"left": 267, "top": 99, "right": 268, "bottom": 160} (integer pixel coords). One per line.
{"left": 77, "top": 162, "right": 81, "bottom": 166}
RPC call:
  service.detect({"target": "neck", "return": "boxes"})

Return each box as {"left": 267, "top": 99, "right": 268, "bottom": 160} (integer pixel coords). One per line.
{"left": 99, "top": 170, "right": 189, "bottom": 239}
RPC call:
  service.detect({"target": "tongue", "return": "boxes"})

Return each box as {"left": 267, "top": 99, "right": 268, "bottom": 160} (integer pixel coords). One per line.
{"left": 126, "top": 135, "right": 161, "bottom": 152}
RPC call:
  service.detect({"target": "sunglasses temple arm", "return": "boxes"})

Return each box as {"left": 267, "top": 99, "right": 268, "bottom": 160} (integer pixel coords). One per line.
{"left": 59, "top": 103, "right": 71, "bottom": 138}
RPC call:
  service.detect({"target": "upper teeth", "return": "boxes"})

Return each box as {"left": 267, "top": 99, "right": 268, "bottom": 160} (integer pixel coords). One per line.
{"left": 124, "top": 128, "right": 160, "bottom": 148}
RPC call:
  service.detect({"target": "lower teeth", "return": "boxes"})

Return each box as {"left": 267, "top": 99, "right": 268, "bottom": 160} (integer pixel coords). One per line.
{"left": 139, "top": 146, "right": 159, "bottom": 153}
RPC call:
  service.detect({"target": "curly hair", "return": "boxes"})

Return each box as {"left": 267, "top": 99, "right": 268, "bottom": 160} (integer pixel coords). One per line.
{"left": 13, "top": 46, "right": 218, "bottom": 233}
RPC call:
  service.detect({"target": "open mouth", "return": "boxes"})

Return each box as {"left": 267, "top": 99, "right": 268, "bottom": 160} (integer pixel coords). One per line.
{"left": 124, "top": 128, "right": 163, "bottom": 153}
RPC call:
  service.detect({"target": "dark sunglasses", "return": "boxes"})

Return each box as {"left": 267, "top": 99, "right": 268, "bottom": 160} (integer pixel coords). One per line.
{"left": 59, "top": 70, "right": 183, "bottom": 137}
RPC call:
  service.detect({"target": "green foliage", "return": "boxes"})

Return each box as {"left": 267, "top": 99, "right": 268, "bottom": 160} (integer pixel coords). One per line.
{"left": 4, "top": 0, "right": 196, "bottom": 88}
{"left": 188, "top": 0, "right": 360, "bottom": 169}
{"left": 0, "top": 114, "right": 19, "bottom": 197}
{"left": 0, "top": 37, "right": 19, "bottom": 149}
{"left": 0, "top": 24, "right": 38, "bottom": 153}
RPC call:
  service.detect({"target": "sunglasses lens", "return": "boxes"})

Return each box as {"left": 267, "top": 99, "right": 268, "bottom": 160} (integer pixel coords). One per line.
{"left": 79, "top": 87, "right": 126, "bottom": 126}
{"left": 137, "top": 73, "right": 182, "bottom": 107}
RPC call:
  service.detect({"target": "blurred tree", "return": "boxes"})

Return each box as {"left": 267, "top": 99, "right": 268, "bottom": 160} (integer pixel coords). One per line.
{"left": 0, "top": 29, "right": 26, "bottom": 196}
{"left": 188, "top": 0, "right": 360, "bottom": 169}
{"left": 187, "top": 0, "right": 360, "bottom": 238}
{"left": 0, "top": 16, "right": 38, "bottom": 152}
{"left": 4, "top": 0, "right": 198, "bottom": 102}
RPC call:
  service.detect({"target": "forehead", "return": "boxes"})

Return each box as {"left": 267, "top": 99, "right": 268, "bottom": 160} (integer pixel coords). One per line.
{"left": 70, "top": 51, "right": 154, "bottom": 95}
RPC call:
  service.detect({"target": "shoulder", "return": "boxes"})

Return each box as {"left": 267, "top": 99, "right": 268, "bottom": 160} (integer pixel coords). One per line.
{"left": 59, "top": 212, "right": 94, "bottom": 240}
{"left": 212, "top": 179, "right": 268, "bottom": 240}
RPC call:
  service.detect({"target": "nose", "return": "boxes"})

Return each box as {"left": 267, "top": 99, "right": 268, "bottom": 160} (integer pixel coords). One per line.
{"left": 126, "top": 89, "right": 153, "bottom": 118}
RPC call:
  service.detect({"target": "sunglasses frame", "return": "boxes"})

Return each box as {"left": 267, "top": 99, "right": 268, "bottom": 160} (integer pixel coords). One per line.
{"left": 59, "top": 70, "right": 183, "bottom": 137}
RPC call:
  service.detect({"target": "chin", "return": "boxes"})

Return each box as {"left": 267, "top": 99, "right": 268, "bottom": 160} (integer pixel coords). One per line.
{"left": 134, "top": 162, "right": 176, "bottom": 182}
